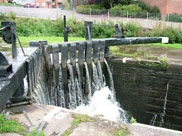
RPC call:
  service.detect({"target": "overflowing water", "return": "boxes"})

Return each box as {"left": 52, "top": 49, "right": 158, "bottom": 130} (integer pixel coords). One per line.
{"left": 150, "top": 81, "right": 169, "bottom": 127}
{"left": 33, "top": 58, "right": 128, "bottom": 123}
{"left": 159, "top": 81, "right": 169, "bottom": 127}
{"left": 75, "top": 87, "right": 127, "bottom": 123}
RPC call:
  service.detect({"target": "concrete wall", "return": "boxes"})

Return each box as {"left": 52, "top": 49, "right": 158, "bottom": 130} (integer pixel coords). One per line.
{"left": 109, "top": 58, "right": 182, "bottom": 130}
{"left": 141, "top": 0, "right": 182, "bottom": 20}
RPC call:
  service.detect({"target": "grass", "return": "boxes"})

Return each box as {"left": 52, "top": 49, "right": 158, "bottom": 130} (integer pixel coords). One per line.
{"left": 18, "top": 36, "right": 85, "bottom": 47}
{"left": 0, "top": 114, "right": 46, "bottom": 136}
{"left": 0, "top": 114, "right": 26, "bottom": 135}
{"left": 0, "top": 2, "right": 22, "bottom": 7}
{"left": 27, "top": 129, "right": 45, "bottom": 136}
{"left": 140, "top": 43, "right": 182, "bottom": 49}
{"left": 113, "top": 125, "right": 130, "bottom": 136}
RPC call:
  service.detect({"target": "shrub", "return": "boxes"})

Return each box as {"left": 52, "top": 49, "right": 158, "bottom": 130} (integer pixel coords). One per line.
{"left": 166, "top": 13, "right": 182, "bottom": 22}
{"left": 76, "top": 4, "right": 107, "bottom": 15}
{"left": 110, "top": 4, "right": 146, "bottom": 18}
{"left": 125, "top": 23, "right": 142, "bottom": 37}
{"left": 144, "top": 26, "right": 182, "bottom": 44}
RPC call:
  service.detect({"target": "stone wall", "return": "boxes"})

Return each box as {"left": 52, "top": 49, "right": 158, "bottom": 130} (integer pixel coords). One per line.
{"left": 141, "top": 0, "right": 182, "bottom": 20}
{"left": 109, "top": 58, "right": 182, "bottom": 130}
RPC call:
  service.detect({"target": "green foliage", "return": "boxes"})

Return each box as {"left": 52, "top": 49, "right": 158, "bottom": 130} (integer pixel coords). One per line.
{"left": 137, "top": 1, "right": 160, "bottom": 13}
{"left": 166, "top": 13, "right": 182, "bottom": 22}
{"left": 116, "top": 0, "right": 133, "bottom": 5}
{"left": 0, "top": 13, "right": 182, "bottom": 44}
{"left": 130, "top": 117, "right": 136, "bottom": 124}
{"left": 76, "top": 4, "right": 107, "bottom": 14}
{"left": 110, "top": 4, "right": 143, "bottom": 17}
{"left": 27, "top": 129, "right": 45, "bottom": 136}
{"left": 114, "top": 126, "right": 130, "bottom": 136}
{"left": 62, "top": 129, "right": 72, "bottom": 136}
{"left": 110, "top": 3, "right": 160, "bottom": 19}
{"left": 19, "top": 36, "right": 85, "bottom": 47}
{"left": 0, "top": 2, "right": 22, "bottom": 7}
{"left": 159, "top": 56, "right": 168, "bottom": 67}
{"left": 0, "top": 114, "right": 26, "bottom": 135}
{"left": 145, "top": 26, "right": 182, "bottom": 44}
{"left": 125, "top": 23, "right": 142, "bottom": 37}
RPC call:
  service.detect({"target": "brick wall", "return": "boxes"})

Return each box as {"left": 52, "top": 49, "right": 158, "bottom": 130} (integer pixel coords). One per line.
{"left": 109, "top": 59, "right": 182, "bottom": 130}
{"left": 141, "top": 0, "right": 182, "bottom": 20}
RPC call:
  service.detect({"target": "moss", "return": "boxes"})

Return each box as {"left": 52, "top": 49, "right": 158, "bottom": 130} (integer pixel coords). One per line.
{"left": 71, "top": 114, "right": 95, "bottom": 127}
{"left": 159, "top": 57, "right": 168, "bottom": 67}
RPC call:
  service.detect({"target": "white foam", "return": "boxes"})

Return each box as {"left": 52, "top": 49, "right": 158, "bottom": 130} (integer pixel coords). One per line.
{"left": 75, "top": 87, "right": 124, "bottom": 122}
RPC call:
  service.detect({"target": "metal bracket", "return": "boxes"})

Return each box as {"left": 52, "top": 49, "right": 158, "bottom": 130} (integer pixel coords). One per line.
{"left": 115, "top": 24, "right": 125, "bottom": 38}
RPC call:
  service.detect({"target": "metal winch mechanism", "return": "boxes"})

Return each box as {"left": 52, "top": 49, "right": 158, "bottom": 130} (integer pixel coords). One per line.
{"left": 0, "top": 21, "right": 29, "bottom": 107}
{"left": 0, "top": 21, "right": 15, "bottom": 78}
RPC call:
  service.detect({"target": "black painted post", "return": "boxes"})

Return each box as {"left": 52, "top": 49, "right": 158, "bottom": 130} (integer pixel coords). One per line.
{"left": 64, "top": 16, "right": 70, "bottom": 42}
{"left": 11, "top": 23, "right": 17, "bottom": 58}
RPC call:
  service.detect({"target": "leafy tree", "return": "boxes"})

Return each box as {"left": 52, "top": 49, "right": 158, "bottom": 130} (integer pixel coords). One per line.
{"left": 117, "top": 0, "right": 133, "bottom": 5}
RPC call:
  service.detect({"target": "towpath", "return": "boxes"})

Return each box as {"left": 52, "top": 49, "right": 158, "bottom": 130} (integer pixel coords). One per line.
{"left": 0, "top": 6, "right": 182, "bottom": 29}
{"left": 1, "top": 104, "right": 182, "bottom": 136}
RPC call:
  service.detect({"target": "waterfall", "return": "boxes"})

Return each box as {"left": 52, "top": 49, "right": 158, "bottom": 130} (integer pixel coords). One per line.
{"left": 84, "top": 62, "right": 92, "bottom": 100}
{"left": 104, "top": 59, "right": 115, "bottom": 97}
{"left": 57, "top": 66, "right": 65, "bottom": 108}
{"left": 75, "top": 59, "right": 128, "bottom": 123}
{"left": 32, "top": 70, "right": 50, "bottom": 105}
{"left": 67, "top": 63, "right": 77, "bottom": 109}
{"left": 33, "top": 55, "right": 128, "bottom": 123}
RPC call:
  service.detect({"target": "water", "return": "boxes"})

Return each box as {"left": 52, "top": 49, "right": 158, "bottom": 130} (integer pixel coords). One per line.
{"left": 159, "top": 81, "right": 169, "bottom": 127}
{"left": 75, "top": 60, "right": 128, "bottom": 123}
{"left": 150, "top": 81, "right": 169, "bottom": 127}
{"left": 33, "top": 56, "right": 128, "bottom": 123}
{"left": 150, "top": 114, "right": 157, "bottom": 126}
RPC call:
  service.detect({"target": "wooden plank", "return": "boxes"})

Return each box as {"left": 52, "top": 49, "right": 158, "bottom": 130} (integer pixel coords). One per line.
{"left": 52, "top": 44, "right": 60, "bottom": 70}
{"left": 78, "top": 42, "right": 86, "bottom": 65}
{"left": 86, "top": 41, "right": 92, "bottom": 64}
{"left": 93, "top": 41, "right": 99, "bottom": 63}
{"left": 70, "top": 43, "right": 77, "bottom": 66}
{"left": 61, "top": 43, "right": 68, "bottom": 68}
{"left": 99, "top": 40, "right": 105, "bottom": 62}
